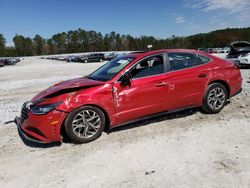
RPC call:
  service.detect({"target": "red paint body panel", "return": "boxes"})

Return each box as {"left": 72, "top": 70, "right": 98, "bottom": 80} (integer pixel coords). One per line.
{"left": 60, "top": 84, "right": 119, "bottom": 125}
{"left": 113, "top": 73, "right": 170, "bottom": 124}
{"left": 163, "top": 64, "right": 211, "bottom": 109}
{"left": 21, "top": 110, "right": 68, "bottom": 142}
{"left": 32, "top": 77, "right": 104, "bottom": 101}
{"left": 18, "top": 49, "right": 243, "bottom": 143}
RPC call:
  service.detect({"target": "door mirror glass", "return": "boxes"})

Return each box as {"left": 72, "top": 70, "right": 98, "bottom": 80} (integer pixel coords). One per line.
{"left": 120, "top": 72, "right": 132, "bottom": 86}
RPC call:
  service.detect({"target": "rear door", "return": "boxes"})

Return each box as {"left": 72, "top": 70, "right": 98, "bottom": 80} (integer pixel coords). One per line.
{"left": 165, "top": 52, "right": 212, "bottom": 109}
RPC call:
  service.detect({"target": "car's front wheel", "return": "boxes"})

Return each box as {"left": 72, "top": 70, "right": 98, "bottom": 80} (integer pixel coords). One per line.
{"left": 64, "top": 106, "right": 106, "bottom": 143}
{"left": 202, "top": 83, "right": 228, "bottom": 114}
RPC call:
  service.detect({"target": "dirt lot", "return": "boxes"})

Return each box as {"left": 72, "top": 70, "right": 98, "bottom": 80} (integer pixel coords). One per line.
{"left": 0, "top": 56, "right": 250, "bottom": 188}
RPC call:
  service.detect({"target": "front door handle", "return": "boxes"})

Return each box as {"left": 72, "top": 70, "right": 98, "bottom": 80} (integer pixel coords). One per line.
{"left": 198, "top": 73, "right": 207, "bottom": 78}
{"left": 155, "top": 81, "right": 168, "bottom": 87}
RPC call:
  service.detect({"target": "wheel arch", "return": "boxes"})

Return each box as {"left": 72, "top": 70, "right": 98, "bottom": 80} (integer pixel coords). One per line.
{"left": 84, "top": 104, "right": 111, "bottom": 131}
{"left": 60, "top": 104, "right": 111, "bottom": 138}
{"left": 208, "top": 80, "right": 230, "bottom": 99}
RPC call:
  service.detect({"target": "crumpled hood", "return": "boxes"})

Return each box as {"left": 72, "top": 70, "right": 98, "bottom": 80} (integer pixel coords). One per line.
{"left": 31, "top": 77, "right": 104, "bottom": 102}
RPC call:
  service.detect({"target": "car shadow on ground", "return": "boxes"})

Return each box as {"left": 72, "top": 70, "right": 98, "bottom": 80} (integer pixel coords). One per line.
{"left": 108, "top": 101, "right": 232, "bottom": 133}
{"left": 17, "top": 128, "right": 62, "bottom": 148}
{"left": 18, "top": 108, "right": 200, "bottom": 147}
{"left": 108, "top": 107, "right": 200, "bottom": 133}
{"left": 17, "top": 102, "right": 232, "bottom": 147}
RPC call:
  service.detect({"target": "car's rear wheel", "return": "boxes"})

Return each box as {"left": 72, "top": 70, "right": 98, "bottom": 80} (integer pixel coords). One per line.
{"left": 64, "top": 106, "right": 105, "bottom": 143}
{"left": 202, "top": 83, "right": 228, "bottom": 113}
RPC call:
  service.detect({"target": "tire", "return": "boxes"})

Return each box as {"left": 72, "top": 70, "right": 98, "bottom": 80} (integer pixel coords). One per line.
{"left": 84, "top": 60, "right": 88, "bottom": 63}
{"left": 202, "top": 83, "right": 228, "bottom": 114}
{"left": 64, "top": 106, "right": 106, "bottom": 143}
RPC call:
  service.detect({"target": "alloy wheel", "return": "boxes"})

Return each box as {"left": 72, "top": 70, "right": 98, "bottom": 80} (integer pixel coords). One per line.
{"left": 207, "top": 87, "right": 226, "bottom": 110}
{"left": 72, "top": 110, "right": 101, "bottom": 139}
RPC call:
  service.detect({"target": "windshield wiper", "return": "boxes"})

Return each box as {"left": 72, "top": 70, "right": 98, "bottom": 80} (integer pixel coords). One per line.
{"left": 87, "top": 76, "right": 96, "bottom": 80}
{"left": 88, "top": 76, "right": 104, "bottom": 81}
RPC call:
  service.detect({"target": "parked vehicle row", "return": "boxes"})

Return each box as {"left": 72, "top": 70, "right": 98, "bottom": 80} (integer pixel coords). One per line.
{"left": 0, "top": 57, "right": 21, "bottom": 67}
{"left": 42, "top": 52, "right": 119, "bottom": 63}
{"left": 198, "top": 47, "right": 230, "bottom": 54}
{"left": 226, "top": 41, "right": 250, "bottom": 68}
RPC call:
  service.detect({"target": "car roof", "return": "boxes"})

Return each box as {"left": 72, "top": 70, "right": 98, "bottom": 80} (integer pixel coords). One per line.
{"left": 128, "top": 49, "right": 203, "bottom": 59}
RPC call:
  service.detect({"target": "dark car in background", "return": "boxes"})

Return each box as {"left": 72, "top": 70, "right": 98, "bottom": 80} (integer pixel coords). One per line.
{"left": 85, "top": 53, "right": 105, "bottom": 63}
{"left": 205, "top": 48, "right": 216, "bottom": 54}
{"left": 0, "top": 58, "right": 21, "bottom": 65}
{"left": 65, "top": 56, "right": 81, "bottom": 63}
{"left": 105, "top": 53, "right": 116, "bottom": 61}
{"left": 0, "top": 60, "right": 4, "bottom": 67}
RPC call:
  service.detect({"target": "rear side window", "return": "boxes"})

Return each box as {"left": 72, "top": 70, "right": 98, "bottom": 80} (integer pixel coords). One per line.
{"left": 168, "top": 52, "right": 210, "bottom": 71}
{"left": 197, "top": 55, "right": 211, "bottom": 64}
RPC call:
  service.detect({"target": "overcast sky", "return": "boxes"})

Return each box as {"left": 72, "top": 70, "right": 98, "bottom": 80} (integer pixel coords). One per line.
{"left": 0, "top": 0, "right": 249, "bottom": 46}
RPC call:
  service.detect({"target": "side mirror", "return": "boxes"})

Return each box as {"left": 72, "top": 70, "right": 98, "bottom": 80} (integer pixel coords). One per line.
{"left": 121, "top": 72, "right": 132, "bottom": 86}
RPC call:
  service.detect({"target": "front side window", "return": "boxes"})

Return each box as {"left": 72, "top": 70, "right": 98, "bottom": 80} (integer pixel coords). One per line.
{"left": 168, "top": 52, "right": 210, "bottom": 71}
{"left": 88, "top": 56, "right": 135, "bottom": 81}
{"left": 130, "top": 55, "right": 164, "bottom": 79}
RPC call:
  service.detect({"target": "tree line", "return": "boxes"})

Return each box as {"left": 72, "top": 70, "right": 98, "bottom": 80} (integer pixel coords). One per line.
{"left": 0, "top": 27, "right": 250, "bottom": 57}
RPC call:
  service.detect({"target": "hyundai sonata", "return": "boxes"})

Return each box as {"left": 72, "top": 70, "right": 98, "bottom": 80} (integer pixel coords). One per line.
{"left": 15, "top": 50, "right": 242, "bottom": 143}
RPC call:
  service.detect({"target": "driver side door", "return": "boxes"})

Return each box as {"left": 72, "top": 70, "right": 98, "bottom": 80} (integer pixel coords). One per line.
{"left": 113, "top": 54, "right": 169, "bottom": 124}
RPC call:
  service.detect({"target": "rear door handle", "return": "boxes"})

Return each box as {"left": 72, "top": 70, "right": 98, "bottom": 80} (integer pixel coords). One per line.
{"left": 198, "top": 73, "right": 207, "bottom": 78}
{"left": 155, "top": 81, "right": 168, "bottom": 87}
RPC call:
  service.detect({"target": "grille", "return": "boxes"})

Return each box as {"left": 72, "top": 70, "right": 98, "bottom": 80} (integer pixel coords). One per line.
{"left": 20, "top": 102, "right": 29, "bottom": 123}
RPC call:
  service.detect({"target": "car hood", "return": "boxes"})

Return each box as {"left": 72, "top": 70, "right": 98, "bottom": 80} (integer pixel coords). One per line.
{"left": 31, "top": 77, "right": 104, "bottom": 102}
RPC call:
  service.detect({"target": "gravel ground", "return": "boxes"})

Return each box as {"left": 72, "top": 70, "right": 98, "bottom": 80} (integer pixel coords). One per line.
{"left": 0, "top": 56, "right": 250, "bottom": 188}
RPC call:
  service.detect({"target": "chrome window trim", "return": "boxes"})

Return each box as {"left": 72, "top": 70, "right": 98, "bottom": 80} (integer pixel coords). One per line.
{"left": 114, "top": 52, "right": 213, "bottom": 83}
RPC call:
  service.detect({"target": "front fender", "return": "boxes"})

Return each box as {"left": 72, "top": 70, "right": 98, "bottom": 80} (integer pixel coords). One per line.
{"left": 56, "top": 84, "right": 119, "bottom": 126}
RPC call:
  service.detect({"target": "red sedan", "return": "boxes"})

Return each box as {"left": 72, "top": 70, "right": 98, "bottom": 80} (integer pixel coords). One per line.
{"left": 15, "top": 50, "right": 242, "bottom": 144}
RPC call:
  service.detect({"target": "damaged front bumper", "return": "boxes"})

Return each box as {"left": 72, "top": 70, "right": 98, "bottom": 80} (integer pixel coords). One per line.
{"left": 15, "top": 116, "right": 47, "bottom": 144}
{"left": 15, "top": 101, "right": 68, "bottom": 144}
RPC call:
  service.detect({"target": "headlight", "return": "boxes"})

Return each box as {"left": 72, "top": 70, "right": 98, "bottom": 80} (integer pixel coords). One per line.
{"left": 30, "top": 102, "right": 62, "bottom": 115}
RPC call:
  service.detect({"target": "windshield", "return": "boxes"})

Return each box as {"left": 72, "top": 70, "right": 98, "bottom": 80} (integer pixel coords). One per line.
{"left": 88, "top": 56, "right": 135, "bottom": 81}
